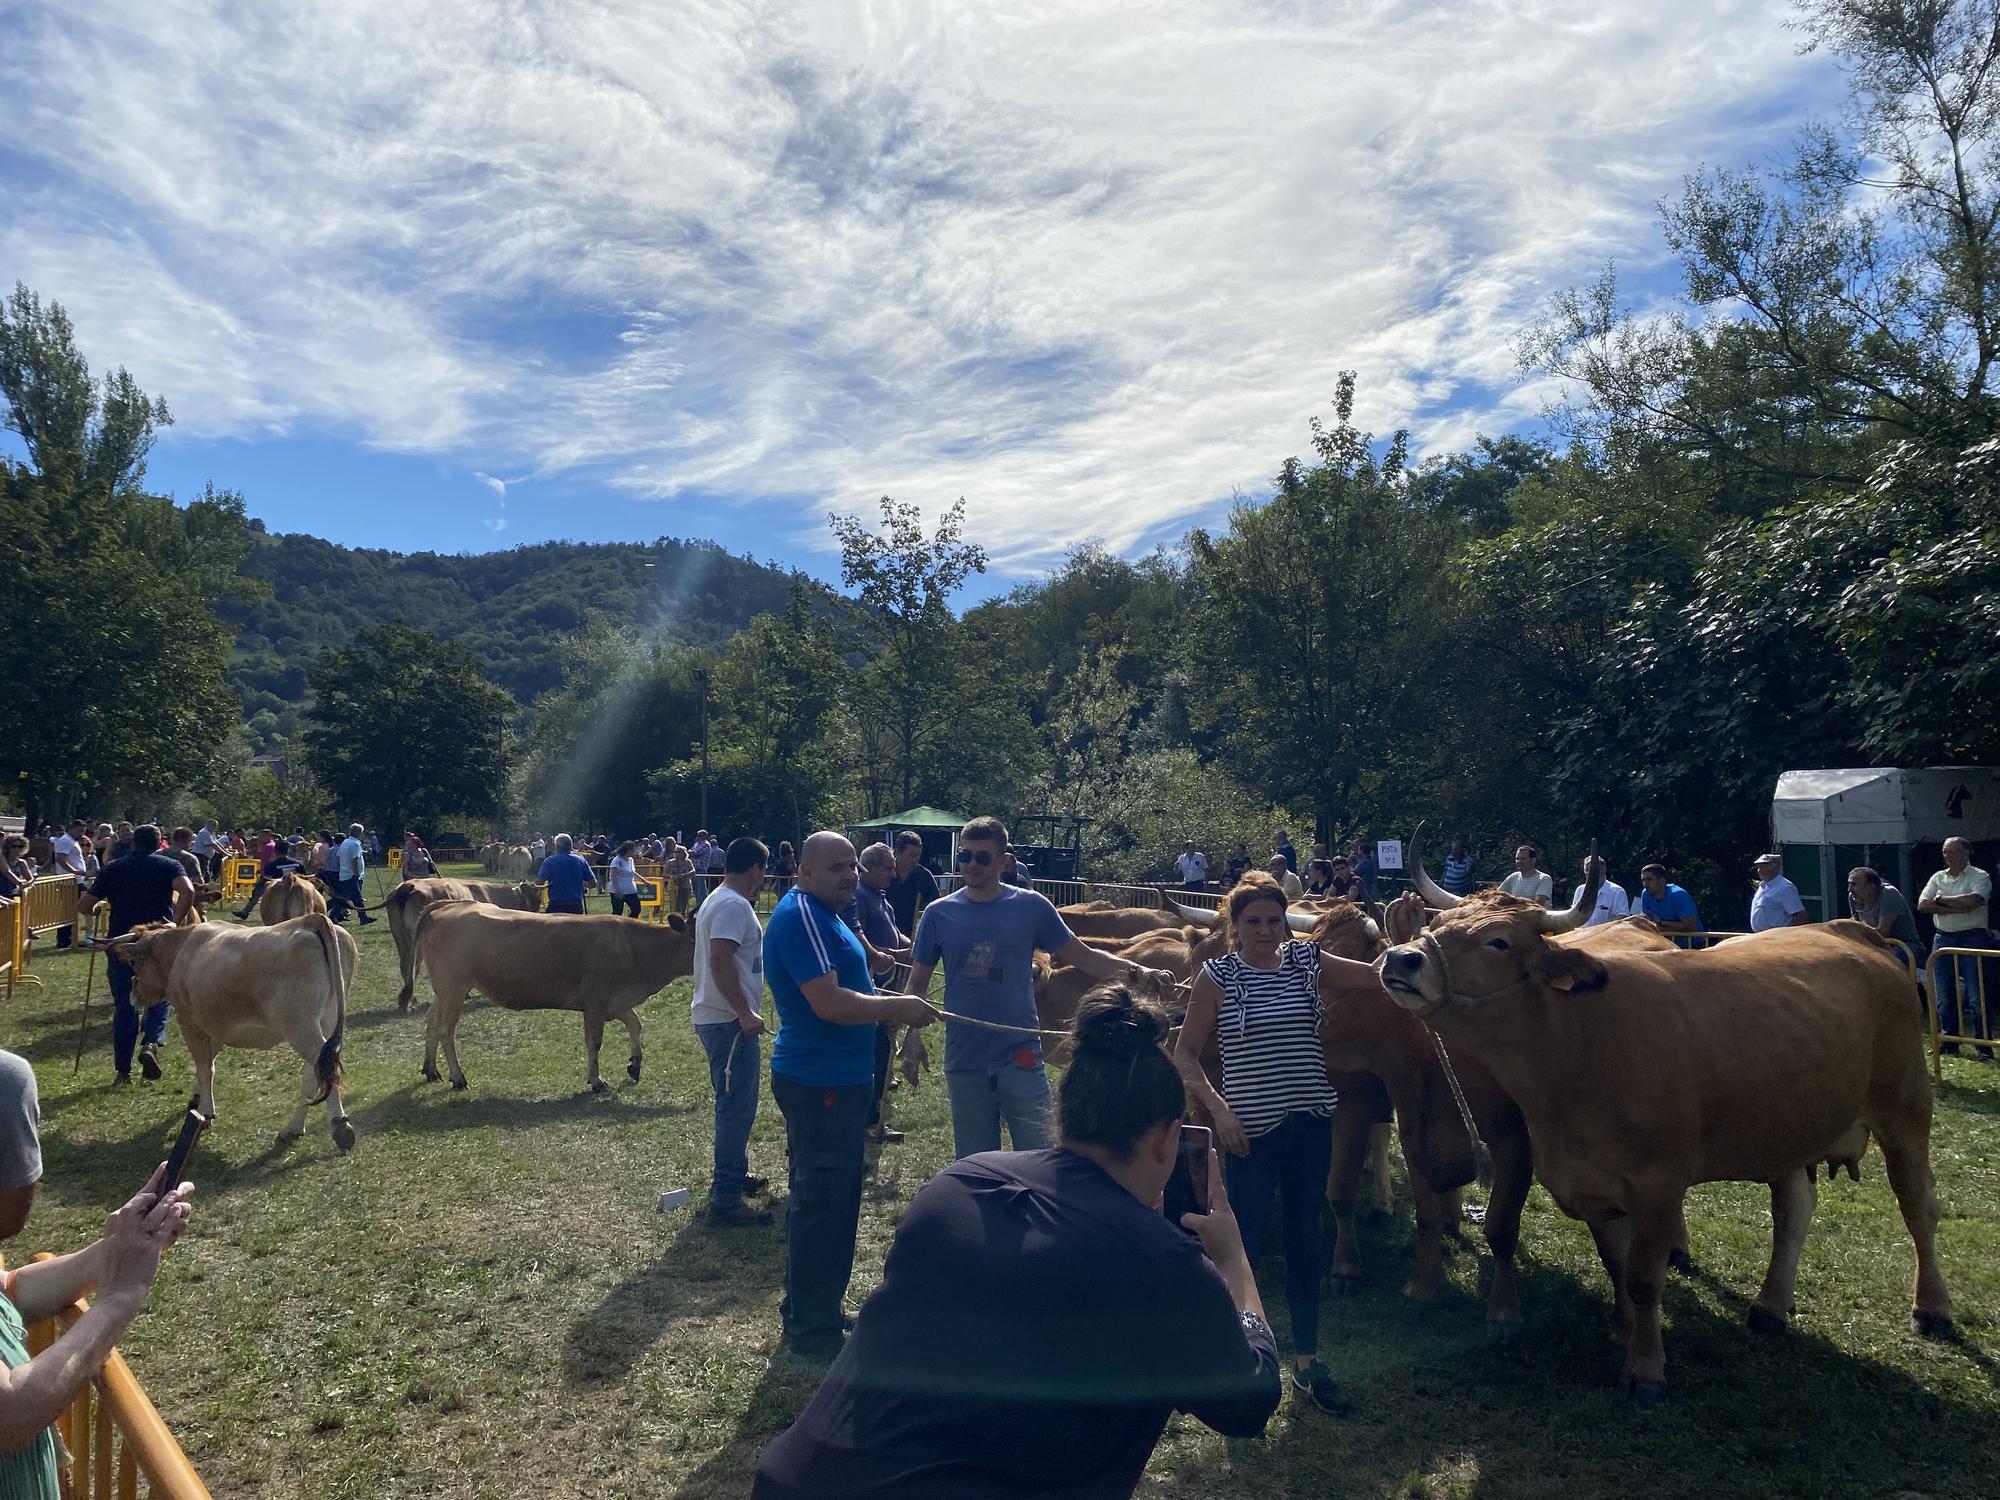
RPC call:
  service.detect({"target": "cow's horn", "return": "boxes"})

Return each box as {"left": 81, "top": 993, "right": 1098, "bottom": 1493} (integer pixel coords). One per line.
{"left": 1286, "top": 909, "right": 1319, "bottom": 934}
{"left": 1407, "top": 823, "right": 1461, "bottom": 909}
{"left": 1538, "top": 839, "right": 1600, "bottom": 934}
{"left": 1167, "top": 899, "right": 1221, "bottom": 929}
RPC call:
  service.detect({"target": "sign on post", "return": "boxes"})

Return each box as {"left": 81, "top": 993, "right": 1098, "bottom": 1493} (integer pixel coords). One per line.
{"left": 1376, "top": 840, "right": 1404, "bottom": 872}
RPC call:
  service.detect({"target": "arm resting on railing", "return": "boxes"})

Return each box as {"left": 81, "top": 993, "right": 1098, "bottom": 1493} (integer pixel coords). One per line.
{"left": 0, "top": 1281, "right": 143, "bottom": 1455}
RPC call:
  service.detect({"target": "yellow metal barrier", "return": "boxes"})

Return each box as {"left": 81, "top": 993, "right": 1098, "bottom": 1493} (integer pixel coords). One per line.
{"left": 0, "top": 896, "right": 19, "bottom": 1000}
{"left": 23, "top": 873, "right": 79, "bottom": 937}
{"left": 1924, "top": 942, "right": 1995, "bottom": 1070}
{"left": 220, "top": 860, "right": 260, "bottom": 903}
{"left": 387, "top": 847, "right": 402, "bottom": 870}
{"left": 1078, "top": 882, "right": 1166, "bottom": 911}
{"left": 23, "top": 1254, "right": 214, "bottom": 1499}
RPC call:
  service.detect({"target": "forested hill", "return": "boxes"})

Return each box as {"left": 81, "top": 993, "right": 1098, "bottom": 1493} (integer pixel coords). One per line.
{"left": 221, "top": 530, "right": 812, "bottom": 749}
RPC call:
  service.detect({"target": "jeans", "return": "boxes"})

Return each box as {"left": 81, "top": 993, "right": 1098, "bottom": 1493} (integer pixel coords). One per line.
{"left": 1226, "top": 1110, "right": 1333, "bottom": 1357}
{"left": 546, "top": 898, "right": 584, "bottom": 915}
{"left": 610, "top": 893, "right": 640, "bottom": 918}
{"left": 945, "top": 1062, "right": 1053, "bottom": 1157}
{"left": 771, "top": 1072, "right": 872, "bottom": 1346}
{"left": 107, "top": 956, "right": 169, "bottom": 1076}
{"left": 697, "top": 1022, "right": 762, "bottom": 1208}
{"left": 1931, "top": 929, "right": 1997, "bottom": 1046}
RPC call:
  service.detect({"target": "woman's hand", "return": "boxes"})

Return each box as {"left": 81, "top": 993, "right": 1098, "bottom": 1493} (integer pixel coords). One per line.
{"left": 95, "top": 1167, "right": 194, "bottom": 1312}
{"left": 1206, "top": 1097, "right": 1251, "bottom": 1157}
{"left": 1180, "top": 1148, "right": 1249, "bottom": 1273}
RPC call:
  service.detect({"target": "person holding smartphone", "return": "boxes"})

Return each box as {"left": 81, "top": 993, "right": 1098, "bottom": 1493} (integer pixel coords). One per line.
{"left": 0, "top": 1050, "right": 195, "bottom": 1497}
{"left": 753, "top": 984, "right": 1280, "bottom": 1498}
{"left": 1175, "top": 871, "right": 1350, "bottom": 1415}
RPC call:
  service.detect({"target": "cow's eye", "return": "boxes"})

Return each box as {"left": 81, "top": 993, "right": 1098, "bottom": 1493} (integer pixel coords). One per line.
{"left": 1485, "top": 938, "right": 1511, "bottom": 951}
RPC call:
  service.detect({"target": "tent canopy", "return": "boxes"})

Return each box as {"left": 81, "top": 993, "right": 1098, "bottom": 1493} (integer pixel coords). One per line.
{"left": 1772, "top": 766, "right": 2000, "bottom": 846}
{"left": 847, "top": 805, "right": 966, "bottom": 831}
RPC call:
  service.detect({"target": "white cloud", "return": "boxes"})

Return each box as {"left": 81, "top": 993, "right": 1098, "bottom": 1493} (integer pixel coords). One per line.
{"left": 0, "top": 1, "right": 1841, "bottom": 569}
{"left": 475, "top": 472, "right": 507, "bottom": 497}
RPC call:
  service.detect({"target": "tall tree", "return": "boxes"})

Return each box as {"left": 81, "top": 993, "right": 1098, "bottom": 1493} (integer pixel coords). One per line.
{"left": 305, "top": 624, "right": 514, "bottom": 836}
{"left": 0, "top": 284, "right": 257, "bottom": 825}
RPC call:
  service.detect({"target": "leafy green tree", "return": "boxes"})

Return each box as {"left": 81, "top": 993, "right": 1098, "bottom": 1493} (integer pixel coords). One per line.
{"left": 305, "top": 624, "right": 514, "bottom": 836}
{"left": 0, "top": 284, "right": 258, "bottom": 826}
{"left": 1022, "top": 646, "right": 1139, "bottom": 823}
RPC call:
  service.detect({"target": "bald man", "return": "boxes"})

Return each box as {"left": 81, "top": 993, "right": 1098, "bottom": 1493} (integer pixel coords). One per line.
{"left": 764, "top": 831, "right": 940, "bottom": 1359}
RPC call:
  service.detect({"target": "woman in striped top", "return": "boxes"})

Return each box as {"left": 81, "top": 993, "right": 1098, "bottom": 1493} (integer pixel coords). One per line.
{"left": 1175, "top": 872, "right": 1374, "bottom": 1415}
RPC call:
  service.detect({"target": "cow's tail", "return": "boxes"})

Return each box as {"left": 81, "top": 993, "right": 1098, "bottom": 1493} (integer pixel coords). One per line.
{"left": 411, "top": 903, "right": 442, "bottom": 985}
{"left": 309, "top": 914, "right": 347, "bottom": 1104}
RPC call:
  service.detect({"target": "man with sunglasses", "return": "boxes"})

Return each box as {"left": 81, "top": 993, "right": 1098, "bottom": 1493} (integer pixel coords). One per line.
{"left": 906, "top": 817, "right": 1181, "bottom": 1159}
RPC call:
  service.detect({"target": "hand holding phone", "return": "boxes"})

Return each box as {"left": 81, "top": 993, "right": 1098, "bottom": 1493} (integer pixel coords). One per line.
{"left": 1161, "top": 1124, "right": 1212, "bottom": 1225}
{"left": 157, "top": 1096, "right": 209, "bottom": 1200}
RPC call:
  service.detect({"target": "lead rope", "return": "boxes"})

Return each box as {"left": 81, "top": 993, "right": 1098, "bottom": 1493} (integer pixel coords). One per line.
{"left": 1416, "top": 927, "right": 1495, "bottom": 1191}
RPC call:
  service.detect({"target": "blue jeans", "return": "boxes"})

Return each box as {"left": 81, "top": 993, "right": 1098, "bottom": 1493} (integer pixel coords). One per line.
{"left": 696, "top": 1022, "right": 762, "bottom": 1207}
{"left": 1226, "top": 1110, "right": 1333, "bottom": 1357}
{"left": 107, "top": 956, "right": 168, "bottom": 1076}
{"left": 1931, "top": 930, "right": 1997, "bottom": 1047}
{"left": 945, "top": 1063, "right": 1052, "bottom": 1158}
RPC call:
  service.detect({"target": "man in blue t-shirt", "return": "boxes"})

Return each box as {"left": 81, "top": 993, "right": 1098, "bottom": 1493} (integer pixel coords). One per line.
{"left": 906, "top": 817, "right": 1180, "bottom": 1160}
{"left": 764, "top": 831, "right": 939, "bottom": 1360}
{"left": 79, "top": 825, "right": 196, "bottom": 1084}
{"left": 537, "top": 834, "right": 598, "bottom": 915}
{"left": 1637, "top": 864, "right": 1704, "bottom": 945}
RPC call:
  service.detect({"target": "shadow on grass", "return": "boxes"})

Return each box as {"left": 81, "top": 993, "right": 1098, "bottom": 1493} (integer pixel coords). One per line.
{"left": 670, "top": 1355, "right": 822, "bottom": 1499}
{"left": 1936, "top": 1077, "right": 2000, "bottom": 1117}
{"left": 352, "top": 1081, "right": 696, "bottom": 1137}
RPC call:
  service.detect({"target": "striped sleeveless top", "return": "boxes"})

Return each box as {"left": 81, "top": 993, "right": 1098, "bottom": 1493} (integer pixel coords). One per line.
{"left": 1202, "top": 940, "right": 1339, "bottom": 1138}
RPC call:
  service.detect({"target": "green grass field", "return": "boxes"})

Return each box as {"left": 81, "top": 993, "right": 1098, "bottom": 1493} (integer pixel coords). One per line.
{"left": 6, "top": 864, "right": 1997, "bottom": 1498}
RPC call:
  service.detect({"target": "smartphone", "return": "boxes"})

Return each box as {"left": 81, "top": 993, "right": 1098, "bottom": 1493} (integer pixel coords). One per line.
{"left": 158, "top": 1097, "right": 209, "bottom": 1195}
{"left": 1161, "top": 1124, "right": 1212, "bottom": 1224}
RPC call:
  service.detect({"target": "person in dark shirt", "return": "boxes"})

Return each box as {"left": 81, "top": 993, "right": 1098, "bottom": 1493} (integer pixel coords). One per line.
{"left": 753, "top": 984, "right": 1281, "bottom": 1499}
{"left": 79, "top": 825, "right": 194, "bottom": 1085}
{"left": 884, "top": 832, "right": 940, "bottom": 936}
{"left": 537, "top": 834, "right": 598, "bottom": 914}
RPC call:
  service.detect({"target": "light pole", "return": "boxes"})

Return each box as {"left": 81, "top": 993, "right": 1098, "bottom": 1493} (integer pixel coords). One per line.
{"left": 693, "top": 668, "right": 710, "bottom": 831}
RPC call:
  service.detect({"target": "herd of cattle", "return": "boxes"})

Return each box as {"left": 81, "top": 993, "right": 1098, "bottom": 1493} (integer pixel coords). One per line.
{"left": 90, "top": 841, "right": 1952, "bottom": 1403}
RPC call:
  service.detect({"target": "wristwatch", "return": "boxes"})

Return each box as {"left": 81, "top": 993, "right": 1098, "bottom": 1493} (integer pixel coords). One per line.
{"left": 1239, "top": 1310, "right": 1272, "bottom": 1343}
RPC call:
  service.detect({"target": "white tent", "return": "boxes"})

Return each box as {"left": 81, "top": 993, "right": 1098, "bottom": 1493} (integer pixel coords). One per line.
{"left": 1772, "top": 767, "right": 2000, "bottom": 846}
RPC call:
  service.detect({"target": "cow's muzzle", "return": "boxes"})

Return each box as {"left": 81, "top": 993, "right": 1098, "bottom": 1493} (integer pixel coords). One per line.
{"left": 1376, "top": 945, "right": 1441, "bottom": 1012}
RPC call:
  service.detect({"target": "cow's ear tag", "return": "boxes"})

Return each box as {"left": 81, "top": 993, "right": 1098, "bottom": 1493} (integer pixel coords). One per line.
{"left": 1544, "top": 972, "right": 1578, "bottom": 992}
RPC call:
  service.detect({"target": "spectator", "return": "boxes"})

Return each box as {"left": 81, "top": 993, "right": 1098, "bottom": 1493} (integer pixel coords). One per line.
{"left": 330, "top": 824, "right": 377, "bottom": 926}
{"left": 606, "top": 841, "right": 642, "bottom": 918}
{"left": 231, "top": 828, "right": 288, "bottom": 920}
{"left": 165, "top": 828, "right": 205, "bottom": 892}
{"left": 770, "top": 840, "right": 798, "bottom": 895}
{"left": 1324, "top": 857, "right": 1361, "bottom": 901}
{"left": 689, "top": 830, "right": 721, "bottom": 907}
{"left": 1349, "top": 839, "right": 1378, "bottom": 902}
{"left": 1001, "top": 847, "right": 1035, "bottom": 888}
{"left": 0, "top": 1049, "right": 195, "bottom": 1496}
{"left": 1919, "top": 837, "right": 1993, "bottom": 1060}
{"left": 692, "top": 837, "right": 777, "bottom": 1228}
{"left": 1175, "top": 872, "right": 1356, "bottom": 1416}
{"left": 312, "top": 829, "right": 340, "bottom": 906}
{"left": 763, "top": 832, "right": 938, "bottom": 1359}
{"left": 406, "top": 836, "right": 437, "bottom": 879}
{"left": 191, "top": 819, "right": 222, "bottom": 881}
{"left": 664, "top": 839, "right": 696, "bottom": 915}
{"left": 1441, "top": 838, "right": 1476, "bottom": 897}
{"left": 1267, "top": 855, "right": 1304, "bottom": 902}
{"left": 90, "top": 825, "right": 114, "bottom": 867}
{"left": 78, "top": 825, "right": 195, "bottom": 1084}
{"left": 538, "top": 835, "right": 597, "bottom": 915}
{"left": 47, "top": 821, "right": 87, "bottom": 949}
{"left": 528, "top": 834, "right": 548, "bottom": 865}
{"left": 1177, "top": 840, "right": 1210, "bottom": 892}
{"left": 1274, "top": 831, "right": 1297, "bottom": 876}
{"left": 845, "top": 843, "right": 913, "bottom": 1146}
{"left": 885, "top": 832, "right": 939, "bottom": 937}
{"left": 752, "top": 986, "right": 1281, "bottom": 1498}
{"left": 1226, "top": 841, "right": 1253, "bottom": 888}
{"left": 0, "top": 838, "right": 32, "bottom": 902}
{"left": 1304, "top": 859, "right": 1336, "bottom": 896}
{"left": 1749, "top": 853, "right": 1808, "bottom": 933}
{"left": 108, "top": 823, "right": 134, "bottom": 863}
{"left": 1498, "top": 845, "right": 1553, "bottom": 908}
{"left": 1572, "top": 856, "right": 1632, "bottom": 926}
{"left": 1847, "top": 866, "right": 1918, "bottom": 947}
{"left": 1636, "top": 864, "right": 1703, "bottom": 936}
{"left": 904, "top": 817, "right": 1176, "bottom": 1160}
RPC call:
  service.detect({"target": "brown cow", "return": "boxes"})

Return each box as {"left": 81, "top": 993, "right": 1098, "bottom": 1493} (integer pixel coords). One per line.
{"left": 1055, "top": 902, "right": 1184, "bottom": 941}
{"left": 260, "top": 870, "right": 328, "bottom": 925}
{"left": 104, "top": 914, "right": 355, "bottom": 1149}
{"left": 1380, "top": 872, "right": 1950, "bottom": 1401}
{"left": 414, "top": 905, "right": 695, "bottom": 1092}
{"left": 385, "top": 877, "right": 544, "bottom": 1009}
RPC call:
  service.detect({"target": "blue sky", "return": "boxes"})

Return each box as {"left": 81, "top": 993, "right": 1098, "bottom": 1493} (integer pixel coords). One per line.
{"left": 2, "top": 1, "right": 1848, "bottom": 598}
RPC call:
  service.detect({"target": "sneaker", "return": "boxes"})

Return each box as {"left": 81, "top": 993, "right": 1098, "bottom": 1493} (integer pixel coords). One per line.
{"left": 1941, "top": 1043, "right": 1962, "bottom": 1056}
{"left": 785, "top": 1331, "right": 846, "bottom": 1362}
{"left": 138, "top": 1045, "right": 162, "bottom": 1081}
{"left": 1290, "top": 1361, "right": 1351, "bottom": 1415}
{"left": 709, "top": 1202, "right": 774, "bottom": 1228}
{"left": 359, "top": 915, "right": 377, "bottom": 925}
{"left": 111, "top": 1072, "right": 132, "bottom": 1089}
{"left": 1979, "top": 1047, "right": 1996, "bottom": 1063}
{"left": 742, "top": 1175, "right": 770, "bottom": 1196}
{"left": 868, "top": 1124, "right": 905, "bottom": 1144}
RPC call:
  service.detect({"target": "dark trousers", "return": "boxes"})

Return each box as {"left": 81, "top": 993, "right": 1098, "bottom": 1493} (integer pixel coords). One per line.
{"left": 107, "top": 956, "right": 169, "bottom": 1075}
{"left": 771, "top": 1072, "right": 872, "bottom": 1345}
{"left": 1932, "top": 929, "right": 1997, "bottom": 1045}
{"left": 867, "top": 1024, "right": 895, "bottom": 1127}
{"left": 610, "top": 893, "right": 640, "bottom": 918}
{"left": 1225, "top": 1110, "right": 1333, "bottom": 1357}
{"left": 546, "top": 898, "right": 585, "bottom": 915}
{"left": 328, "top": 874, "right": 370, "bottom": 922}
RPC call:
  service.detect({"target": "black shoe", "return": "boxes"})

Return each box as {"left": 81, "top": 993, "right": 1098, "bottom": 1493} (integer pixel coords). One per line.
{"left": 1291, "top": 1361, "right": 1351, "bottom": 1415}
{"left": 709, "top": 1202, "right": 774, "bottom": 1227}
{"left": 111, "top": 1072, "right": 132, "bottom": 1089}
{"left": 1979, "top": 1047, "right": 1996, "bottom": 1063}
{"left": 786, "top": 1332, "right": 846, "bottom": 1362}
{"left": 359, "top": 915, "right": 377, "bottom": 925}
{"left": 231, "top": 910, "right": 251, "bottom": 921}
{"left": 1941, "top": 1042, "right": 1961, "bottom": 1056}
{"left": 742, "top": 1175, "right": 770, "bottom": 1196}
{"left": 138, "top": 1045, "right": 162, "bottom": 1081}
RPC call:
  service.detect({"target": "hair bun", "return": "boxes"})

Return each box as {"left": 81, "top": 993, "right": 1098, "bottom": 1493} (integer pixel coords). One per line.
{"left": 1072, "top": 990, "right": 1169, "bottom": 1058}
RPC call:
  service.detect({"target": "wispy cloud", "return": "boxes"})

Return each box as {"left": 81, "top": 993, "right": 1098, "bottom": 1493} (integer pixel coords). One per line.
{"left": 0, "top": 1, "right": 1842, "bottom": 570}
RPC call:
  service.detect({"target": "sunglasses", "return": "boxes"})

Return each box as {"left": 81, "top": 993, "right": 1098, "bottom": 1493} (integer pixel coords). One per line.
{"left": 956, "top": 849, "right": 996, "bottom": 867}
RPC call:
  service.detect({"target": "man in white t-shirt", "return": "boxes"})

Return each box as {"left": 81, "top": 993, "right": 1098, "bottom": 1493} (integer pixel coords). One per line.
{"left": 49, "top": 819, "right": 88, "bottom": 948}
{"left": 692, "top": 836, "right": 774, "bottom": 1226}
{"left": 1176, "top": 841, "right": 1209, "bottom": 891}
{"left": 1570, "top": 855, "right": 1631, "bottom": 926}
{"left": 1919, "top": 837, "right": 1994, "bottom": 1058}
{"left": 1498, "top": 844, "right": 1554, "bottom": 907}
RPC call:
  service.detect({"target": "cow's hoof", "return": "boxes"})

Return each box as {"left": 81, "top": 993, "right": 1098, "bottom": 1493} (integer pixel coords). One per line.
{"left": 451, "top": 1078, "right": 468, "bottom": 1092}
{"left": 332, "top": 1119, "right": 357, "bottom": 1152}
{"left": 421, "top": 1067, "right": 440, "bottom": 1084}
{"left": 1402, "top": 1281, "right": 1440, "bottom": 1304}
{"left": 273, "top": 1130, "right": 301, "bottom": 1147}
{"left": 1914, "top": 1310, "right": 1956, "bottom": 1341}
{"left": 1618, "top": 1375, "right": 1668, "bottom": 1410}
{"left": 1667, "top": 1247, "right": 1696, "bottom": 1276}
{"left": 626, "top": 1059, "right": 642, "bottom": 1083}
{"left": 590, "top": 1079, "right": 610, "bottom": 1095}
{"left": 1746, "top": 1305, "right": 1787, "bottom": 1338}
{"left": 1330, "top": 1272, "right": 1363, "bottom": 1298}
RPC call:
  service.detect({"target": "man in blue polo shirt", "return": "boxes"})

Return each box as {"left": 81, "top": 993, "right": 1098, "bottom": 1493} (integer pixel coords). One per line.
{"left": 1637, "top": 863, "right": 1704, "bottom": 944}
{"left": 765, "top": 831, "right": 939, "bottom": 1360}
{"left": 537, "top": 834, "right": 598, "bottom": 914}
